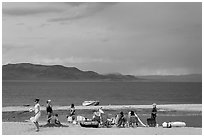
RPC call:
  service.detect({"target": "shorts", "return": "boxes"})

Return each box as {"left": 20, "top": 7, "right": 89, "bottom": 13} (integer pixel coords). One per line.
{"left": 30, "top": 113, "right": 41, "bottom": 122}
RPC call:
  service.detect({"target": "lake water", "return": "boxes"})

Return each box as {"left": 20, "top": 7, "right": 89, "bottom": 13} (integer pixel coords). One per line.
{"left": 2, "top": 81, "right": 202, "bottom": 106}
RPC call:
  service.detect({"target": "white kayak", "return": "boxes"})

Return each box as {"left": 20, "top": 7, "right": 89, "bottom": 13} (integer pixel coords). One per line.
{"left": 162, "top": 121, "right": 186, "bottom": 128}
{"left": 82, "top": 101, "right": 99, "bottom": 106}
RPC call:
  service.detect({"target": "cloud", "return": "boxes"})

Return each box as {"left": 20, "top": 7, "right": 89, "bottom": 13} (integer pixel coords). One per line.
{"left": 3, "top": 7, "right": 62, "bottom": 16}
{"left": 2, "top": 2, "right": 63, "bottom": 16}
{"left": 33, "top": 56, "right": 111, "bottom": 65}
{"left": 3, "top": 2, "right": 117, "bottom": 21}
{"left": 47, "top": 2, "right": 117, "bottom": 22}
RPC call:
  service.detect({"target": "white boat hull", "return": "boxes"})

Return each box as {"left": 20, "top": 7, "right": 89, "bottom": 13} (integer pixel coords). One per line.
{"left": 82, "top": 101, "right": 99, "bottom": 106}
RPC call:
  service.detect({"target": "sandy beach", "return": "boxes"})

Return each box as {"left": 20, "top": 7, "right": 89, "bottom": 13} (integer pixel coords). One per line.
{"left": 2, "top": 104, "right": 202, "bottom": 135}
{"left": 2, "top": 122, "right": 202, "bottom": 135}
{"left": 2, "top": 104, "right": 202, "bottom": 112}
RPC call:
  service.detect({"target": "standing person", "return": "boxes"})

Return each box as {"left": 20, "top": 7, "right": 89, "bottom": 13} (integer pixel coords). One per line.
{"left": 70, "top": 104, "right": 76, "bottom": 121}
{"left": 151, "top": 103, "right": 157, "bottom": 120}
{"left": 149, "top": 103, "right": 157, "bottom": 127}
{"left": 70, "top": 104, "right": 75, "bottom": 116}
{"left": 30, "top": 98, "right": 41, "bottom": 132}
{"left": 46, "top": 100, "right": 53, "bottom": 123}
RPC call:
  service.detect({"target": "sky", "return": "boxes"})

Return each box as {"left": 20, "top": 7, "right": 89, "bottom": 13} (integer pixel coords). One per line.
{"left": 2, "top": 2, "right": 202, "bottom": 75}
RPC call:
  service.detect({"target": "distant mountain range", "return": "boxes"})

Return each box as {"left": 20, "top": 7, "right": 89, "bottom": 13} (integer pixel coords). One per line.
{"left": 2, "top": 63, "right": 202, "bottom": 82}
{"left": 2, "top": 63, "right": 138, "bottom": 81}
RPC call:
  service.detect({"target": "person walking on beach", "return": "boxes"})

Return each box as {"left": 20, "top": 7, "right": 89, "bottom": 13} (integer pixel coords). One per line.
{"left": 46, "top": 100, "right": 53, "bottom": 123}
{"left": 30, "top": 98, "right": 41, "bottom": 132}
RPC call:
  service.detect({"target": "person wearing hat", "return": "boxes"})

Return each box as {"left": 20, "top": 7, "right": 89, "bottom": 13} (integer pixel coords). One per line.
{"left": 46, "top": 100, "right": 53, "bottom": 124}
{"left": 151, "top": 103, "right": 157, "bottom": 120}
{"left": 30, "top": 98, "right": 41, "bottom": 132}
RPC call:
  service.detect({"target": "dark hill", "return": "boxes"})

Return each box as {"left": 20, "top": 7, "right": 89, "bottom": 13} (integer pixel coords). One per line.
{"left": 2, "top": 63, "right": 139, "bottom": 81}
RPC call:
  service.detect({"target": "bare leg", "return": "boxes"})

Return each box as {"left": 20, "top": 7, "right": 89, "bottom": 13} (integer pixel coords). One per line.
{"left": 34, "top": 121, "right": 39, "bottom": 132}
{"left": 47, "top": 112, "right": 52, "bottom": 123}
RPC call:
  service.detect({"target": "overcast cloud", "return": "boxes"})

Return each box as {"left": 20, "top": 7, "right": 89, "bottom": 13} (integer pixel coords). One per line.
{"left": 2, "top": 2, "right": 202, "bottom": 75}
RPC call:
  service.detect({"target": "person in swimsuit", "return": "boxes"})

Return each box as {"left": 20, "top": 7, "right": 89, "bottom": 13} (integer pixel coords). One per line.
{"left": 46, "top": 100, "right": 53, "bottom": 123}
{"left": 30, "top": 98, "right": 41, "bottom": 132}
{"left": 70, "top": 104, "right": 76, "bottom": 121}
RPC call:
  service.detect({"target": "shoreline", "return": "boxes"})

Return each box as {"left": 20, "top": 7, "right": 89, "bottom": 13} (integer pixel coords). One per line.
{"left": 2, "top": 104, "right": 202, "bottom": 112}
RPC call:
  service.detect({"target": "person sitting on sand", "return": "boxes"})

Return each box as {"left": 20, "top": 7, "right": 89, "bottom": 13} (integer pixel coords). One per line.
{"left": 128, "top": 111, "right": 139, "bottom": 127}
{"left": 30, "top": 98, "right": 41, "bottom": 132}
{"left": 128, "top": 111, "right": 146, "bottom": 127}
{"left": 46, "top": 100, "right": 53, "bottom": 123}
{"left": 92, "top": 107, "right": 104, "bottom": 124}
{"left": 116, "top": 111, "right": 126, "bottom": 127}
{"left": 51, "top": 114, "right": 61, "bottom": 126}
{"left": 41, "top": 114, "right": 69, "bottom": 127}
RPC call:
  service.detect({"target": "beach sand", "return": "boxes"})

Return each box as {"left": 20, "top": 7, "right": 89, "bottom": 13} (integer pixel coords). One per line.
{"left": 2, "top": 122, "right": 202, "bottom": 135}
{"left": 2, "top": 104, "right": 202, "bottom": 112}
{"left": 2, "top": 104, "right": 202, "bottom": 135}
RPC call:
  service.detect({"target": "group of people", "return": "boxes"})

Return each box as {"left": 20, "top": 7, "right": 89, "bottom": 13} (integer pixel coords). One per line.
{"left": 29, "top": 98, "right": 157, "bottom": 132}
{"left": 29, "top": 98, "right": 75, "bottom": 132}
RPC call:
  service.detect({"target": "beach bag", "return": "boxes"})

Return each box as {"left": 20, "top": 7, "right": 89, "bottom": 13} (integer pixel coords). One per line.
{"left": 147, "top": 118, "right": 156, "bottom": 127}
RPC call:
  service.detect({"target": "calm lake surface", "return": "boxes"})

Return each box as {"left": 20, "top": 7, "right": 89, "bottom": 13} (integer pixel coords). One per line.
{"left": 2, "top": 81, "right": 202, "bottom": 106}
